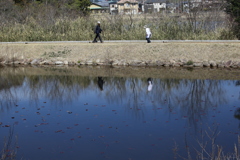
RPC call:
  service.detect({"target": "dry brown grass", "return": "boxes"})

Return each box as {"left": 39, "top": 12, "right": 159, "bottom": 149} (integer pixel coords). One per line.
{"left": 1, "top": 42, "right": 240, "bottom": 64}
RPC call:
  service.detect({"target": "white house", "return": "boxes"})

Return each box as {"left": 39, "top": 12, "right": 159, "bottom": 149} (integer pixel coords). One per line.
{"left": 144, "top": 0, "right": 167, "bottom": 13}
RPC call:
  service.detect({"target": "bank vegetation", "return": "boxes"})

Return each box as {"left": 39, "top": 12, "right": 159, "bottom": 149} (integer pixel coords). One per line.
{"left": 0, "top": 0, "right": 237, "bottom": 41}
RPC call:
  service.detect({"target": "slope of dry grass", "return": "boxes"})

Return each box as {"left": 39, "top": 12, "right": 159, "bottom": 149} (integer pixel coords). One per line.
{"left": 0, "top": 42, "right": 240, "bottom": 64}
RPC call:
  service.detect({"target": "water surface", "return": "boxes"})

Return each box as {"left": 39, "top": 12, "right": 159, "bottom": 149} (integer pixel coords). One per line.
{"left": 0, "top": 66, "right": 240, "bottom": 160}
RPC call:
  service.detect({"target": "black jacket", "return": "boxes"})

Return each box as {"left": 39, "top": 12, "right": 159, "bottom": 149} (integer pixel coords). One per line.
{"left": 94, "top": 25, "right": 102, "bottom": 34}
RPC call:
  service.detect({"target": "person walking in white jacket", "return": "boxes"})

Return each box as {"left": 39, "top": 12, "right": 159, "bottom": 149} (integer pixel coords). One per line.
{"left": 144, "top": 25, "right": 152, "bottom": 43}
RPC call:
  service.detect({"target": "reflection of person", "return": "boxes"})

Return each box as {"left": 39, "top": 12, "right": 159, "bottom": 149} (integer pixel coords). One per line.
{"left": 234, "top": 107, "right": 240, "bottom": 128}
{"left": 234, "top": 108, "right": 240, "bottom": 120}
{"left": 92, "top": 21, "right": 103, "bottom": 43}
{"left": 147, "top": 78, "right": 153, "bottom": 92}
{"left": 144, "top": 25, "right": 152, "bottom": 43}
{"left": 97, "top": 77, "right": 104, "bottom": 91}
{"left": 236, "top": 80, "right": 240, "bottom": 86}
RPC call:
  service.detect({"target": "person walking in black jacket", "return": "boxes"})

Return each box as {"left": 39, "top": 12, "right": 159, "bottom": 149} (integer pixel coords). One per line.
{"left": 92, "top": 21, "right": 103, "bottom": 43}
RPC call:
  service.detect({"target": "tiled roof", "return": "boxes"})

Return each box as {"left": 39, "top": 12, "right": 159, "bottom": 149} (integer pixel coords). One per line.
{"left": 145, "top": 0, "right": 166, "bottom": 3}
{"left": 94, "top": 2, "right": 112, "bottom": 7}
{"left": 117, "top": 0, "right": 138, "bottom": 4}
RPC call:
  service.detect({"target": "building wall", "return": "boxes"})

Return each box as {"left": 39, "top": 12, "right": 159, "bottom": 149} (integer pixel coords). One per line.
{"left": 153, "top": 2, "right": 166, "bottom": 12}
{"left": 144, "top": 4, "right": 154, "bottom": 13}
{"left": 118, "top": 3, "right": 139, "bottom": 14}
{"left": 144, "top": 3, "right": 166, "bottom": 13}
{"left": 110, "top": 4, "right": 118, "bottom": 14}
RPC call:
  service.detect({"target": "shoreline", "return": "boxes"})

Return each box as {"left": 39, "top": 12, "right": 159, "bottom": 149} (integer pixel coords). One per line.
{"left": 0, "top": 41, "right": 240, "bottom": 68}
{"left": 2, "top": 65, "right": 240, "bottom": 80}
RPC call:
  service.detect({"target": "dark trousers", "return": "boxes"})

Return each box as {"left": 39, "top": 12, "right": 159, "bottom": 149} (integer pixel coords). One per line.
{"left": 146, "top": 38, "right": 151, "bottom": 43}
{"left": 93, "top": 33, "right": 102, "bottom": 43}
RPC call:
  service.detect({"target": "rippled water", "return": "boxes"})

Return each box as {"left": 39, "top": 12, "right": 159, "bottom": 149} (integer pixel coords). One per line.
{"left": 0, "top": 66, "right": 240, "bottom": 160}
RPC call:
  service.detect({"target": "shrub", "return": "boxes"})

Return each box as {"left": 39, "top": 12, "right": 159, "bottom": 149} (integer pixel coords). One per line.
{"left": 225, "top": 0, "right": 240, "bottom": 39}
{"left": 186, "top": 60, "right": 194, "bottom": 65}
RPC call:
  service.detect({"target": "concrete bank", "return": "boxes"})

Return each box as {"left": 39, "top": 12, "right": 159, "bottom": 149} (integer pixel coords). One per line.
{"left": 0, "top": 40, "right": 240, "bottom": 68}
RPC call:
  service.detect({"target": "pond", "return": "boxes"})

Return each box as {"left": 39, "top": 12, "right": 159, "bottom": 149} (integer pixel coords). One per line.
{"left": 0, "top": 66, "right": 240, "bottom": 160}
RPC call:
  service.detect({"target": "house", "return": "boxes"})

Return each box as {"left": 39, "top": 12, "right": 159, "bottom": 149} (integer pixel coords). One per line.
{"left": 109, "top": 2, "right": 118, "bottom": 14}
{"left": 190, "top": 0, "right": 202, "bottom": 8}
{"left": 144, "top": 0, "right": 167, "bottom": 13}
{"left": 117, "top": 0, "right": 139, "bottom": 14}
{"left": 183, "top": 0, "right": 227, "bottom": 11}
{"left": 89, "top": 2, "right": 110, "bottom": 13}
{"left": 206, "top": 0, "right": 226, "bottom": 10}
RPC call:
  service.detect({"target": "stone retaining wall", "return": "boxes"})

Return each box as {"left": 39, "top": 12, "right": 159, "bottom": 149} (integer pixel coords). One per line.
{"left": 2, "top": 58, "right": 240, "bottom": 68}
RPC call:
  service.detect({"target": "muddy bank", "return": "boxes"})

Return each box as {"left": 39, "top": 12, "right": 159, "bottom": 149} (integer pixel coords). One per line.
{"left": 1, "top": 65, "right": 240, "bottom": 81}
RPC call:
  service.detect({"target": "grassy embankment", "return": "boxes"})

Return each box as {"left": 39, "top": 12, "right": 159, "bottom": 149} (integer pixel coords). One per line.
{"left": 0, "top": 41, "right": 240, "bottom": 66}
{"left": 1, "top": 8, "right": 239, "bottom": 64}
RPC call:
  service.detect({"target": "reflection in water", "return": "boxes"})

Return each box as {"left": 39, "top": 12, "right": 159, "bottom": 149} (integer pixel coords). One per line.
{"left": 235, "top": 108, "right": 240, "bottom": 120}
{"left": 236, "top": 81, "right": 240, "bottom": 86}
{"left": 147, "top": 78, "right": 153, "bottom": 92}
{"left": 234, "top": 108, "right": 240, "bottom": 128}
{"left": 97, "top": 77, "right": 105, "bottom": 91}
{"left": 0, "top": 73, "right": 228, "bottom": 128}
{"left": 1, "top": 126, "right": 17, "bottom": 159}
{"left": 176, "top": 79, "right": 226, "bottom": 130}
{"left": 0, "top": 67, "right": 240, "bottom": 160}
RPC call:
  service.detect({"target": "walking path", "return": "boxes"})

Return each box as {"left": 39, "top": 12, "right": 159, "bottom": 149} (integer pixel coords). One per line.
{"left": 1, "top": 40, "right": 240, "bottom": 44}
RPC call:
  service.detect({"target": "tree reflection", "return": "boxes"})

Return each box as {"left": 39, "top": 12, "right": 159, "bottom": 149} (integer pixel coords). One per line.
{"left": 176, "top": 79, "right": 226, "bottom": 130}
{"left": 25, "top": 75, "right": 92, "bottom": 106}
{"left": 0, "top": 67, "right": 25, "bottom": 112}
{"left": 96, "top": 77, "right": 127, "bottom": 105}
{"left": 0, "top": 67, "right": 228, "bottom": 130}
{"left": 126, "top": 78, "right": 146, "bottom": 119}
{"left": 0, "top": 126, "right": 17, "bottom": 160}
{"left": 95, "top": 78, "right": 226, "bottom": 130}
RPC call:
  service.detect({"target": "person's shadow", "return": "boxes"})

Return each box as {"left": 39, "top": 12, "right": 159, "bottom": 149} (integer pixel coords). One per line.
{"left": 97, "top": 77, "right": 105, "bottom": 91}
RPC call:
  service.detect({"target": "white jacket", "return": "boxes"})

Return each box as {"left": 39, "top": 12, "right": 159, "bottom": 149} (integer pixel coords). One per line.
{"left": 146, "top": 28, "right": 152, "bottom": 38}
